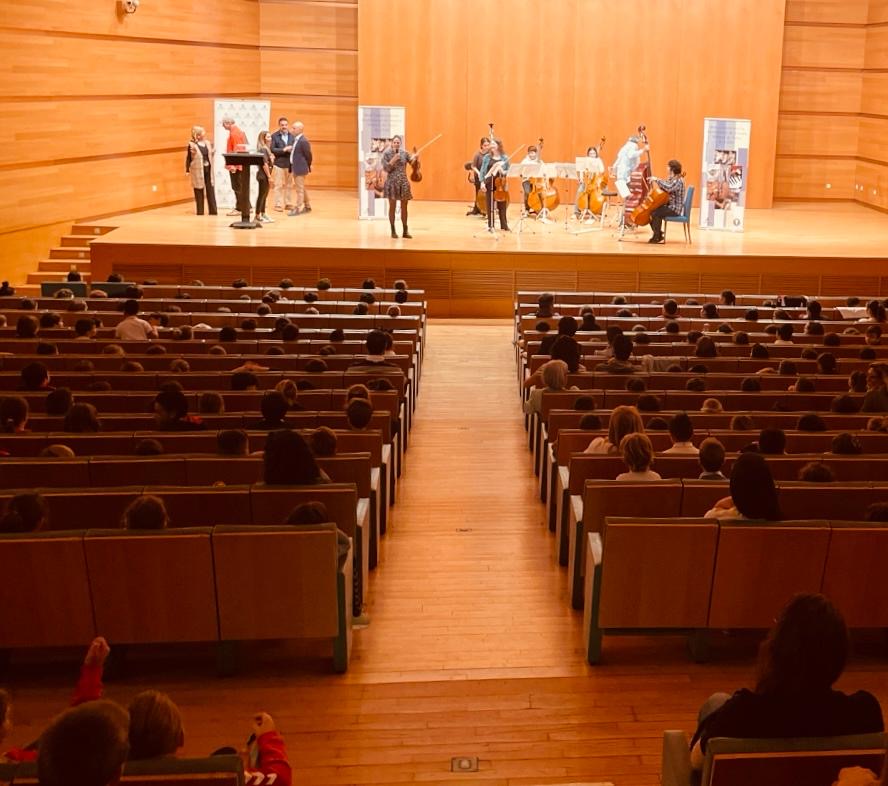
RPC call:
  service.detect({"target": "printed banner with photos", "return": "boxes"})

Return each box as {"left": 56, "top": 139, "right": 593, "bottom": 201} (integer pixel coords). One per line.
{"left": 212, "top": 99, "right": 271, "bottom": 210}
{"left": 358, "top": 105, "right": 406, "bottom": 219}
{"left": 700, "top": 117, "right": 751, "bottom": 232}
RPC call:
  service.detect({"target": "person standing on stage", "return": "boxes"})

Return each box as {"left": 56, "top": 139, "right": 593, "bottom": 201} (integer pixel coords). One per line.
{"left": 467, "top": 138, "right": 489, "bottom": 215}
{"left": 648, "top": 159, "right": 686, "bottom": 244}
{"left": 288, "top": 121, "right": 313, "bottom": 216}
{"left": 519, "top": 143, "right": 543, "bottom": 213}
{"left": 222, "top": 116, "right": 248, "bottom": 216}
{"left": 185, "top": 126, "right": 217, "bottom": 216}
{"left": 270, "top": 117, "right": 296, "bottom": 212}
{"left": 614, "top": 135, "right": 645, "bottom": 193}
{"left": 255, "top": 131, "right": 274, "bottom": 224}
{"left": 479, "top": 139, "right": 510, "bottom": 232}
{"left": 382, "top": 135, "right": 416, "bottom": 239}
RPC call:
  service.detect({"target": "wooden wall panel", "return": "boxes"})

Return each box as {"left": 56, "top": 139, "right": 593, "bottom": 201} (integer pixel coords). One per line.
{"left": 774, "top": 157, "right": 857, "bottom": 199}
{"left": 776, "top": 114, "right": 859, "bottom": 157}
{"left": 260, "top": 50, "right": 357, "bottom": 97}
{"left": 785, "top": 0, "right": 869, "bottom": 23}
{"left": 861, "top": 73, "right": 888, "bottom": 116}
{"left": 359, "top": 0, "right": 785, "bottom": 208}
{"left": 260, "top": 1, "right": 357, "bottom": 49}
{"left": 0, "top": 0, "right": 259, "bottom": 45}
{"left": 261, "top": 96, "right": 358, "bottom": 143}
{"left": 870, "top": 0, "right": 888, "bottom": 22}
{"left": 0, "top": 32, "right": 260, "bottom": 98}
{"left": 0, "top": 152, "right": 194, "bottom": 233}
{"left": 866, "top": 23, "right": 888, "bottom": 67}
{"left": 0, "top": 98, "right": 220, "bottom": 169}
{"left": 856, "top": 160, "right": 888, "bottom": 210}
{"left": 858, "top": 116, "right": 888, "bottom": 162}
{"left": 778, "top": 69, "right": 863, "bottom": 113}
{"left": 782, "top": 24, "right": 867, "bottom": 69}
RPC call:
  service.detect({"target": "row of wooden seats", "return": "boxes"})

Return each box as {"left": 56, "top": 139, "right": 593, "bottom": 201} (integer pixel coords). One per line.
{"left": 518, "top": 314, "right": 858, "bottom": 333}
{"left": 13, "top": 388, "right": 396, "bottom": 414}
{"left": 36, "top": 283, "right": 425, "bottom": 301}
{"left": 566, "top": 479, "right": 888, "bottom": 609}
{"left": 2, "top": 309, "right": 422, "bottom": 332}
{"left": 0, "top": 480, "right": 371, "bottom": 607}
{"left": 516, "top": 302, "right": 844, "bottom": 318}
{"left": 552, "top": 450, "right": 888, "bottom": 562}
{"left": 515, "top": 289, "right": 866, "bottom": 307}
{"left": 584, "top": 517, "right": 888, "bottom": 663}
{"left": 0, "top": 755, "right": 244, "bottom": 786}
{"left": 0, "top": 523, "right": 352, "bottom": 671}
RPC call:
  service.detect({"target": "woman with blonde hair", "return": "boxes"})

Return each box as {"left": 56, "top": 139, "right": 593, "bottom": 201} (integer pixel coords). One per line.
{"left": 585, "top": 405, "right": 644, "bottom": 454}
{"left": 185, "top": 125, "right": 216, "bottom": 215}
{"left": 524, "top": 359, "right": 576, "bottom": 416}
{"left": 255, "top": 130, "right": 274, "bottom": 224}
{"left": 275, "top": 378, "right": 304, "bottom": 410}
{"left": 617, "top": 433, "right": 661, "bottom": 480}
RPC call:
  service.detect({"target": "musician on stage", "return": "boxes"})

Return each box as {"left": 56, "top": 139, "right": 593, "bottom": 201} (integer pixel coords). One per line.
{"left": 574, "top": 145, "right": 606, "bottom": 218}
{"left": 648, "top": 159, "right": 686, "bottom": 244}
{"left": 382, "top": 135, "right": 417, "bottom": 239}
{"left": 518, "top": 144, "right": 543, "bottom": 213}
{"left": 614, "top": 135, "right": 646, "bottom": 193}
{"left": 479, "top": 139, "right": 510, "bottom": 232}
{"left": 466, "top": 138, "right": 489, "bottom": 215}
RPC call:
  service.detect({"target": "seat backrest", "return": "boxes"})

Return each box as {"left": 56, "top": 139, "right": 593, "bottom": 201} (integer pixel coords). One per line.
{"left": 184, "top": 457, "right": 264, "bottom": 486}
{"left": 704, "top": 734, "right": 885, "bottom": 786}
{"left": 583, "top": 481, "right": 683, "bottom": 535}
{"left": 0, "top": 531, "right": 95, "bottom": 647}
{"left": 0, "top": 458, "right": 90, "bottom": 488}
{"left": 11, "top": 755, "right": 245, "bottom": 786}
{"left": 84, "top": 528, "right": 218, "bottom": 643}
{"left": 249, "top": 483, "right": 358, "bottom": 534}
{"left": 822, "top": 522, "right": 888, "bottom": 627}
{"left": 87, "top": 457, "right": 187, "bottom": 487}
{"left": 777, "top": 481, "right": 882, "bottom": 521}
{"left": 682, "top": 184, "right": 694, "bottom": 216}
{"left": 212, "top": 525, "right": 340, "bottom": 640}
{"left": 598, "top": 518, "right": 718, "bottom": 629}
{"left": 708, "top": 521, "right": 830, "bottom": 628}
{"left": 317, "top": 454, "right": 372, "bottom": 497}
{"left": 154, "top": 486, "right": 252, "bottom": 527}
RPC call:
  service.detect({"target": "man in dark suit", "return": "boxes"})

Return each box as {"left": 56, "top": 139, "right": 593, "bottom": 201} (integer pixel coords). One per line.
{"left": 270, "top": 116, "right": 295, "bottom": 212}
{"left": 288, "top": 121, "right": 313, "bottom": 216}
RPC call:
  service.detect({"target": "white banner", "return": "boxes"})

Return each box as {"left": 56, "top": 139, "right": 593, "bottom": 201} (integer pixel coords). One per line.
{"left": 213, "top": 99, "right": 271, "bottom": 210}
{"left": 699, "top": 117, "right": 751, "bottom": 232}
{"left": 358, "top": 105, "right": 406, "bottom": 219}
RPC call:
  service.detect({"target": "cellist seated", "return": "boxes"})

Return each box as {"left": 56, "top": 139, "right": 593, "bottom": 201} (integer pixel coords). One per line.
{"left": 575, "top": 146, "right": 606, "bottom": 218}
{"left": 519, "top": 145, "right": 542, "bottom": 212}
{"left": 649, "top": 159, "right": 686, "bottom": 244}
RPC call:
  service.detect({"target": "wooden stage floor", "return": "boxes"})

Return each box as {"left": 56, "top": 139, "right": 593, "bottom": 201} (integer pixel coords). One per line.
{"left": 90, "top": 195, "right": 888, "bottom": 316}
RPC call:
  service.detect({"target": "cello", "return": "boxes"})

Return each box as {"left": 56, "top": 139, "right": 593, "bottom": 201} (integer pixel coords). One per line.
{"left": 527, "top": 138, "right": 560, "bottom": 214}
{"left": 576, "top": 136, "right": 607, "bottom": 215}
{"left": 624, "top": 125, "right": 651, "bottom": 227}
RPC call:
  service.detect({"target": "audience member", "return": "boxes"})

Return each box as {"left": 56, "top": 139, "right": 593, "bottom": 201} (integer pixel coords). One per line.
{"left": 831, "top": 394, "right": 860, "bottom": 414}
{"left": 153, "top": 390, "right": 204, "bottom": 431}
{"left": 524, "top": 360, "right": 574, "bottom": 415}
{"left": 698, "top": 438, "right": 726, "bottom": 480}
{"left": 635, "top": 394, "right": 661, "bottom": 412}
{"left": 309, "top": 426, "right": 337, "bottom": 457}
{"left": 831, "top": 432, "right": 863, "bottom": 455}
{"left": 664, "top": 412, "right": 698, "bottom": 454}
{"left": 863, "top": 363, "right": 888, "bottom": 412}
{"left": 123, "top": 495, "right": 169, "bottom": 530}
{"left": 796, "top": 412, "right": 826, "bottom": 432}
{"left": 256, "top": 391, "right": 289, "bottom": 429}
{"left": 0, "top": 396, "right": 29, "bottom": 433}
{"left": 115, "top": 299, "right": 157, "bottom": 340}
{"left": 689, "top": 593, "right": 882, "bottom": 767}
{"left": 63, "top": 402, "right": 101, "bottom": 433}
{"left": 20, "top": 362, "right": 52, "bottom": 391}
{"left": 345, "top": 398, "right": 374, "bottom": 430}
{"left": 700, "top": 398, "right": 723, "bottom": 413}
{"left": 263, "top": 429, "right": 329, "bottom": 484}
{"left": 705, "top": 452, "right": 780, "bottom": 520}
{"left": 585, "top": 405, "right": 644, "bottom": 455}
{"left": 758, "top": 427, "right": 787, "bottom": 455}
{"left": 40, "top": 444, "right": 75, "bottom": 458}
{"left": 573, "top": 395, "right": 597, "bottom": 410}
{"left": 287, "top": 502, "right": 349, "bottom": 570}
{"left": 217, "top": 429, "right": 249, "bottom": 456}
{"left": 617, "top": 433, "right": 661, "bottom": 481}
{"left": 596, "top": 334, "right": 636, "bottom": 373}
{"left": 578, "top": 413, "right": 601, "bottom": 430}
{"left": 134, "top": 438, "right": 164, "bottom": 455}
{"left": 798, "top": 462, "right": 835, "bottom": 483}
{"left": 0, "top": 492, "right": 49, "bottom": 533}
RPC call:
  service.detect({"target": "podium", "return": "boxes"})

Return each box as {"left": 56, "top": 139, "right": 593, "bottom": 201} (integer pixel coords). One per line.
{"left": 223, "top": 152, "right": 266, "bottom": 229}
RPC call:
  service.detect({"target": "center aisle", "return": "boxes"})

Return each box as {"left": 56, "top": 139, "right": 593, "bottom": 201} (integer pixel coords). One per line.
{"left": 349, "top": 321, "right": 584, "bottom": 680}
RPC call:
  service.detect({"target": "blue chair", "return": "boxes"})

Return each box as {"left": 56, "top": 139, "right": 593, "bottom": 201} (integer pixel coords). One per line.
{"left": 664, "top": 185, "right": 694, "bottom": 244}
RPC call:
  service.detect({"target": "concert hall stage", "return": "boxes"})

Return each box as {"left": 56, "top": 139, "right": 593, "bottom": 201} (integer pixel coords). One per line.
{"left": 89, "top": 193, "right": 888, "bottom": 317}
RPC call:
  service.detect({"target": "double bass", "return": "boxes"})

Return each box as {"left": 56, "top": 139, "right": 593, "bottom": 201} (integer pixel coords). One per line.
{"left": 526, "top": 138, "right": 560, "bottom": 214}
{"left": 624, "top": 125, "right": 651, "bottom": 227}
{"left": 576, "top": 136, "right": 607, "bottom": 215}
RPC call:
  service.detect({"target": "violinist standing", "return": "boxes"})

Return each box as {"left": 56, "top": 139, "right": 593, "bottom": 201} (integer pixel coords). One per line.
{"left": 479, "top": 139, "right": 510, "bottom": 232}
{"left": 467, "top": 138, "right": 489, "bottom": 215}
{"left": 648, "top": 159, "right": 685, "bottom": 244}
{"left": 382, "top": 135, "right": 416, "bottom": 238}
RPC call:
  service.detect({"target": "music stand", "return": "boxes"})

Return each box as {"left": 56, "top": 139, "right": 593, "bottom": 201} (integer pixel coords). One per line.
{"left": 472, "top": 160, "right": 508, "bottom": 240}
{"left": 508, "top": 162, "right": 542, "bottom": 235}
{"left": 223, "top": 152, "right": 265, "bottom": 229}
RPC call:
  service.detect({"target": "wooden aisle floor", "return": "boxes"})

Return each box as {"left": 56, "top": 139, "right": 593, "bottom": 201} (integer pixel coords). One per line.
{"left": 5, "top": 322, "right": 888, "bottom": 786}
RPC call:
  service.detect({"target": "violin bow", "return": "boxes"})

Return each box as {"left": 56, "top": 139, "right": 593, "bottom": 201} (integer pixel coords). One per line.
{"left": 411, "top": 133, "right": 443, "bottom": 156}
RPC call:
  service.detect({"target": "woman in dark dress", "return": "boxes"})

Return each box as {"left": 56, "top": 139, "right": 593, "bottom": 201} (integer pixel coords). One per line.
{"left": 690, "top": 593, "right": 883, "bottom": 769}
{"left": 185, "top": 126, "right": 216, "bottom": 216}
{"left": 382, "top": 135, "right": 417, "bottom": 239}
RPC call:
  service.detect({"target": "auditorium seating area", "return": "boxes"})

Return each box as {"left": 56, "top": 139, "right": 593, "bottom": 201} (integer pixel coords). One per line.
{"left": 516, "top": 290, "right": 888, "bottom": 665}
{"left": 0, "top": 282, "right": 426, "bottom": 674}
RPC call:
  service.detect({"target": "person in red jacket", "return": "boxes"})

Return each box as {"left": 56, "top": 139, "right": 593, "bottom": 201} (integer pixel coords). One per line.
{"left": 1, "top": 636, "right": 110, "bottom": 762}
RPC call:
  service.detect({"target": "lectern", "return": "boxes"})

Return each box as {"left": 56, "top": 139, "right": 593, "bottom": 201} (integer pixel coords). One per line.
{"left": 223, "top": 152, "right": 266, "bottom": 229}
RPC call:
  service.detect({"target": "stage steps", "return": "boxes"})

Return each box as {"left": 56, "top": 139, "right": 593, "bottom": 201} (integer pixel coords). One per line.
{"left": 25, "top": 222, "right": 117, "bottom": 287}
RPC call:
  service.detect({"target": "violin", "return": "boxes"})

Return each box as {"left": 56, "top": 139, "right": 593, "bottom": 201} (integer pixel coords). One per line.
{"left": 527, "top": 137, "right": 560, "bottom": 214}
{"left": 409, "top": 146, "right": 422, "bottom": 182}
